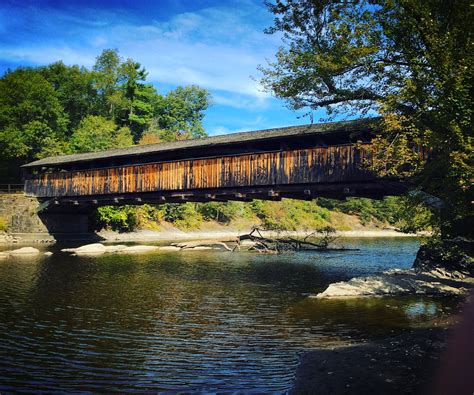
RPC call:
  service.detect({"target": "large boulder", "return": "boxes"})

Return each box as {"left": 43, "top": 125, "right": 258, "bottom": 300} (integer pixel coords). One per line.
{"left": 104, "top": 245, "right": 127, "bottom": 253}
{"left": 314, "top": 269, "right": 472, "bottom": 298}
{"left": 9, "top": 247, "right": 41, "bottom": 256}
{"left": 62, "top": 243, "right": 107, "bottom": 255}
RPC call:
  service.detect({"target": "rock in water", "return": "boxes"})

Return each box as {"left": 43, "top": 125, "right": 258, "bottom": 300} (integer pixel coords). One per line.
{"left": 157, "top": 246, "right": 182, "bottom": 251}
{"left": 104, "top": 245, "right": 127, "bottom": 253}
{"left": 314, "top": 269, "right": 472, "bottom": 298}
{"left": 120, "top": 245, "right": 160, "bottom": 254}
{"left": 68, "top": 243, "right": 107, "bottom": 255}
{"left": 9, "top": 247, "right": 41, "bottom": 256}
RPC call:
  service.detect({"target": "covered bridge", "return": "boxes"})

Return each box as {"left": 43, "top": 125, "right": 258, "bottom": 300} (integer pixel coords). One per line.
{"left": 22, "top": 118, "right": 406, "bottom": 235}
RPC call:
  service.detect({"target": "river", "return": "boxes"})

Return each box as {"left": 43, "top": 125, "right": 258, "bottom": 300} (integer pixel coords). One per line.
{"left": 0, "top": 238, "right": 458, "bottom": 392}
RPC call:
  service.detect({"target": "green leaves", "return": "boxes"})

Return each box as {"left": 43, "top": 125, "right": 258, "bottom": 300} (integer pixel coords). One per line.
{"left": 262, "top": 0, "right": 473, "bottom": 237}
{"left": 70, "top": 115, "right": 133, "bottom": 153}
{"left": 0, "top": 48, "right": 212, "bottom": 182}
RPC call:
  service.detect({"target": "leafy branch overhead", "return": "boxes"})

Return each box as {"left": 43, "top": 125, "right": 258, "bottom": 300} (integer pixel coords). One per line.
{"left": 260, "top": 0, "right": 473, "bottom": 237}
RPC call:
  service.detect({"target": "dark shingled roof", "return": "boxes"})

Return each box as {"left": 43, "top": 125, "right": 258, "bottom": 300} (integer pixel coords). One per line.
{"left": 23, "top": 118, "right": 379, "bottom": 168}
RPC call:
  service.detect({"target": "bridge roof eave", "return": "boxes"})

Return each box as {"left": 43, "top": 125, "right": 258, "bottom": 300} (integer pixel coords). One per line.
{"left": 22, "top": 117, "right": 380, "bottom": 169}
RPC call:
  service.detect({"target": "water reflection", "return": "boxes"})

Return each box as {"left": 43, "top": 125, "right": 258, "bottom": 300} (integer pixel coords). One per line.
{"left": 0, "top": 238, "right": 457, "bottom": 392}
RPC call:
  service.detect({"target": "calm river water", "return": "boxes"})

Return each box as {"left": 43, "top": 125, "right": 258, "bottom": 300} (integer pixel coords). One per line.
{"left": 0, "top": 238, "right": 457, "bottom": 392}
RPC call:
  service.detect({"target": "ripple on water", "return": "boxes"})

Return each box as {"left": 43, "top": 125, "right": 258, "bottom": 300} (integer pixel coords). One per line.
{"left": 0, "top": 238, "right": 458, "bottom": 392}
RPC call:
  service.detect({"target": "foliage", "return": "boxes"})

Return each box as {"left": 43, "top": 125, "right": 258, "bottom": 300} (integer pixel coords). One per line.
{"left": 0, "top": 216, "right": 7, "bottom": 232}
{"left": 0, "top": 68, "right": 69, "bottom": 180}
{"left": 69, "top": 115, "right": 133, "bottom": 153}
{"left": 318, "top": 196, "right": 433, "bottom": 232}
{"left": 251, "top": 199, "right": 330, "bottom": 231}
{"left": 152, "top": 86, "right": 211, "bottom": 141}
{"left": 260, "top": 0, "right": 473, "bottom": 237}
{"left": 39, "top": 61, "right": 98, "bottom": 132}
{"left": 95, "top": 206, "right": 140, "bottom": 233}
{"left": 197, "top": 202, "right": 245, "bottom": 224}
{"left": 160, "top": 203, "right": 203, "bottom": 230}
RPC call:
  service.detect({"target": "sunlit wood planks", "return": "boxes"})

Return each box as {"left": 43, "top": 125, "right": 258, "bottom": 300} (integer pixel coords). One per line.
{"left": 25, "top": 144, "right": 373, "bottom": 198}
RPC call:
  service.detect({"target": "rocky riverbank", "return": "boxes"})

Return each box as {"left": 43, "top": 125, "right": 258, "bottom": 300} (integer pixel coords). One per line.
{"left": 314, "top": 268, "right": 474, "bottom": 298}
{"left": 314, "top": 238, "right": 473, "bottom": 298}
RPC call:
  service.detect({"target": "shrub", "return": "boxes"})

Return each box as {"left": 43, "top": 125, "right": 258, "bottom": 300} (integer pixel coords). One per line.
{"left": 198, "top": 202, "right": 245, "bottom": 224}
{"left": 0, "top": 216, "right": 8, "bottom": 232}
{"left": 95, "top": 206, "right": 140, "bottom": 232}
{"left": 161, "top": 203, "right": 203, "bottom": 230}
{"left": 250, "top": 199, "right": 330, "bottom": 231}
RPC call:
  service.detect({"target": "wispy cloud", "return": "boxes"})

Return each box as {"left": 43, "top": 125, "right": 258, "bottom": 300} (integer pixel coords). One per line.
{"left": 0, "top": 0, "right": 320, "bottom": 136}
{"left": 0, "top": 1, "right": 278, "bottom": 104}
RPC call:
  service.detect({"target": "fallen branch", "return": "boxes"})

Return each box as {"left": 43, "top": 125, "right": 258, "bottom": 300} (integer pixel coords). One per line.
{"left": 237, "top": 227, "right": 359, "bottom": 253}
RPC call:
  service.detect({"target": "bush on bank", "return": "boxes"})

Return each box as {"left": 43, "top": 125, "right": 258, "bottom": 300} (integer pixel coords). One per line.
{"left": 93, "top": 196, "right": 433, "bottom": 233}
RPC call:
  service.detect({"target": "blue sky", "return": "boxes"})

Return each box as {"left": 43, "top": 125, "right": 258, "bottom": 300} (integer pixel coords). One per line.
{"left": 0, "top": 0, "right": 334, "bottom": 135}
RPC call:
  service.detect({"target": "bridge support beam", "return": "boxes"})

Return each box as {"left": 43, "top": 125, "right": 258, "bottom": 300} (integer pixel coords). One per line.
{"left": 37, "top": 207, "right": 97, "bottom": 241}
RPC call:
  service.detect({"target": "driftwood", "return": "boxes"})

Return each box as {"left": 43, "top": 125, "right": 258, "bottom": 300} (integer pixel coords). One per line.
{"left": 235, "top": 228, "right": 359, "bottom": 253}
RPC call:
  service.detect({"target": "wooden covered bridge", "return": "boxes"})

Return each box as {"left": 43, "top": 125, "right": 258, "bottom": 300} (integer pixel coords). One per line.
{"left": 22, "top": 118, "right": 406, "bottom": 235}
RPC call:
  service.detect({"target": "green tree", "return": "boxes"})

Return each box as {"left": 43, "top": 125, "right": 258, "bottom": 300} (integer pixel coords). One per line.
{"left": 92, "top": 49, "right": 122, "bottom": 117}
{"left": 0, "top": 68, "right": 68, "bottom": 180}
{"left": 92, "top": 49, "right": 158, "bottom": 141}
{"left": 70, "top": 115, "right": 133, "bottom": 153}
{"left": 153, "top": 85, "right": 211, "bottom": 140}
{"left": 39, "top": 61, "right": 98, "bottom": 132}
{"left": 260, "top": 0, "right": 473, "bottom": 237}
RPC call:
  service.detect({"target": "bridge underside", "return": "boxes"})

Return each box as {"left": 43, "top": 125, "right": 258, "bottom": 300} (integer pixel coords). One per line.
{"left": 36, "top": 180, "right": 406, "bottom": 236}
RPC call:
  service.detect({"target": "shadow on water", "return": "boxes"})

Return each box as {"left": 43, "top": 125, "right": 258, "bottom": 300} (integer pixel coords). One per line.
{"left": 0, "top": 237, "right": 458, "bottom": 392}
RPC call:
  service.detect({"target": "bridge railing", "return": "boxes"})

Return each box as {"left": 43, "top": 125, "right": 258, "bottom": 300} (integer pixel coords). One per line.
{"left": 0, "top": 184, "right": 24, "bottom": 194}
{"left": 25, "top": 144, "right": 373, "bottom": 198}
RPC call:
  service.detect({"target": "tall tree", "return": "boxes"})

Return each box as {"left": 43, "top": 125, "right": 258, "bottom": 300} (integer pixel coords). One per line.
{"left": 260, "top": 0, "right": 473, "bottom": 237}
{"left": 152, "top": 85, "right": 211, "bottom": 141}
{"left": 118, "top": 59, "right": 155, "bottom": 140}
{"left": 92, "top": 49, "right": 157, "bottom": 141}
{"left": 39, "top": 62, "right": 98, "bottom": 132}
{"left": 0, "top": 68, "right": 69, "bottom": 180}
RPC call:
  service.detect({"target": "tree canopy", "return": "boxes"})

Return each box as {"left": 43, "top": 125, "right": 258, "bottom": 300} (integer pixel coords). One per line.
{"left": 260, "top": 0, "right": 473, "bottom": 237}
{"left": 0, "top": 49, "right": 211, "bottom": 181}
{"left": 70, "top": 115, "right": 134, "bottom": 153}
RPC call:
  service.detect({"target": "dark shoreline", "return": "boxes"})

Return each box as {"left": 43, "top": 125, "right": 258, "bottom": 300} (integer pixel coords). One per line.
{"left": 291, "top": 298, "right": 474, "bottom": 395}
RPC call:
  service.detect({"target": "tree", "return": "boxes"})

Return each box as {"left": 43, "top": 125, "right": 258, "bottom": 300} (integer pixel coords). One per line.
{"left": 260, "top": 0, "right": 473, "bottom": 237}
{"left": 70, "top": 115, "right": 133, "bottom": 153}
{"left": 153, "top": 86, "right": 211, "bottom": 140}
{"left": 0, "top": 68, "right": 69, "bottom": 180}
{"left": 92, "top": 49, "right": 122, "bottom": 117}
{"left": 39, "top": 62, "right": 98, "bottom": 132}
{"left": 92, "top": 50, "right": 157, "bottom": 141}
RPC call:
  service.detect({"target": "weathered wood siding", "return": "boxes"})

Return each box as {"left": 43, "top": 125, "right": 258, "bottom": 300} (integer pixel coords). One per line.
{"left": 25, "top": 144, "right": 373, "bottom": 198}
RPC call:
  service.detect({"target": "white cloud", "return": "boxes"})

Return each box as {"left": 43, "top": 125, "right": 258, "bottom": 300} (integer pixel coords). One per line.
{"left": 0, "top": 1, "right": 279, "bottom": 108}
